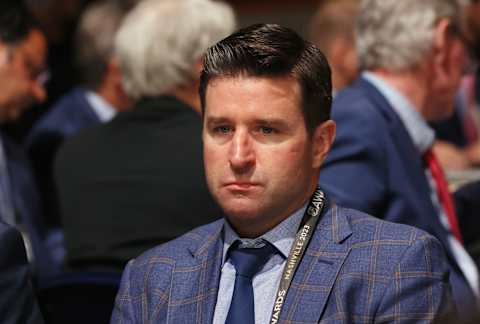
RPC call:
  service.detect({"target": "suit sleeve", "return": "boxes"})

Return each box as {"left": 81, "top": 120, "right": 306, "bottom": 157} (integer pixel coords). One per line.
{"left": 320, "top": 99, "right": 389, "bottom": 217}
{"left": 0, "top": 222, "right": 44, "bottom": 324}
{"left": 374, "top": 232, "right": 455, "bottom": 322}
{"left": 110, "top": 260, "right": 137, "bottom": 324}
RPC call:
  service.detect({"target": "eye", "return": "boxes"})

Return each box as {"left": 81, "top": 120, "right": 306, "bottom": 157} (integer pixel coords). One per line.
{"left": 213, "top": 125, "right": 232, "bottom": 134}
{"left": 260, "top": 126, "right": 275, "bottom": 134}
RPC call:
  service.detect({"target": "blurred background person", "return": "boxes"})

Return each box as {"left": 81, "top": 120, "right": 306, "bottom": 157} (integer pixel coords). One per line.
{"left": 445, "top": 0, "right": 480, "bottom": 282}
{"left": 3, "top": 0, "right": 88, "bottom": 142}
{"left": 54, "top": 0, "right": 236, "bottom": 273}
{"left": 319, "top": 0, "right": 478, "bottom": 314}
{"left": 462, "top": 0, "right": 480, "bottom": 59}
{"left": 308, "top": 0, "right": 359, "bottom": 95}
{"left": 431, "top": 0, "right": 480, "bottom": 171}
{"left": 25, "top": 0, "right": 135, "bottom": 243}
{"left": 0, "top": 1, "right": 61, "bottom": 281}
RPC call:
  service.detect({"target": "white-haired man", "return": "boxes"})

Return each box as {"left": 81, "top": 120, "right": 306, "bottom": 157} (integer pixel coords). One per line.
{"left": 54, "top": 0, "right": 236, "bottom": 272}
{"left": 320, "top": 0, "right": 479, "bottom": 314}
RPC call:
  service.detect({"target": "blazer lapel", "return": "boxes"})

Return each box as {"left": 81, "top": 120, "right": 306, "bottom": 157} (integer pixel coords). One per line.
{"left": 189, "top": 221, "right": 224, "bottom": 324}
{"left": 280, "top": 204, "right": 353, "bottom": 323}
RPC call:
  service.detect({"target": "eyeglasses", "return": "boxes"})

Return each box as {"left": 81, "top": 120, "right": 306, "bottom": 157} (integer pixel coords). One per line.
{"left": 34, "top": 69, "right": 50, "bottom": 86}
{"left": 4, "top": 43, "right": 50, "bottom": 86}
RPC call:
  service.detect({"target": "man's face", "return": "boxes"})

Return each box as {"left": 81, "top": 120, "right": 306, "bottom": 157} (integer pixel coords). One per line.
{"left": 427, "top": 23, "right": 468, "bottom": 121}
{"left": 0, "top": 29, "right": 47, "bottom": 122}
{"left": 203, "top": 75, "right": 334, "bottom": 237}
{"left": 464, "top": 3, "right": 480, "bottom": 59}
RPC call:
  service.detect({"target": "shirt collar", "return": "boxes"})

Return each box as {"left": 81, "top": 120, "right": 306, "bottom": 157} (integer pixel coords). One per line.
{"left": 221, "top": 203, "right": 307, "bottom": 265}
{"left": 85, "top": 90, "right": 117, "bottom": 122}
{"left": 362, "top": 71, "right": 435, "bottom": 153}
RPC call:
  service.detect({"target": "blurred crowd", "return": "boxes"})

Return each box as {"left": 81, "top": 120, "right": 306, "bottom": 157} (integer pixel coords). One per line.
{"left": 1, "top": 0, "right": 480, "bottom": 322}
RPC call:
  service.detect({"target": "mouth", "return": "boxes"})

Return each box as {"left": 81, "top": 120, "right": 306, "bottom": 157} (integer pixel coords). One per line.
{"left": 223, "top": 182, "right": 260, "bottom": 191}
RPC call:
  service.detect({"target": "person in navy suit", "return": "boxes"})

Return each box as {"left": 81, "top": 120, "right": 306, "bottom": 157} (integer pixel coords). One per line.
{"left": 0, "top": 2, "right": 60, "bottom": 280}
{"left": 319, "top": 0, "right": 479, "bottom": 314}
{"left": 111, "top": 22, "right": 454, "bottom": 323}
{"left": 26, "top": 0, "right": 134, "bottom": 229}
{"left": 430, "top": 0, "right": 480, "bottom": 171}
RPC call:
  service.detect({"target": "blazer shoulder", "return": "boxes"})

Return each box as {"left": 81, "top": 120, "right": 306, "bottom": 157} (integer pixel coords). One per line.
{"left": 26, "top": 88, "right": 96, "bottom": 146}
{"left": 326, "top": 206, "right": 452, "bottom": 321}
{"left": 332, "top": 205, "right": 450, "bottom": 289}
{"left": 129, "top": 219, "right": 224, "bottom": 268}
{"left": 115, "top": 219, "right": 223, "bottom": 304}
{"left": 338, "top": 206, "right": 444, "bottom": 250}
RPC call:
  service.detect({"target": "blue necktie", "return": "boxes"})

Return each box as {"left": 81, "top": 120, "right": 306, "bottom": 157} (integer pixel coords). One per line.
{"left": 225, "top": 241, "right": 277, "bottom": 324}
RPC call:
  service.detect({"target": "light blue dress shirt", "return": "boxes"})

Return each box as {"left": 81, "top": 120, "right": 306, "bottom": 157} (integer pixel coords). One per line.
{"left": 212, "top": 203, "right": 307, "bottom": 324}
{"left": 85, "top": 91, "right": 117, "bottom": 122}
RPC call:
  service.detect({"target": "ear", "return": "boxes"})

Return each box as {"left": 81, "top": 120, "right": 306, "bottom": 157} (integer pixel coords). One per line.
{"left": 106, "top": 57, "right": 123, "bottom": 83}
{"left": 312, "top": 120, "right": 336, "bottom": 168}
{"left": 433, "top": 18, "right": 451, "bottom": 50}
{"left": 194, "top": 57, "right": 204, "bottom": 75}
{"left": 431, "top": 18, "right": 453, "bottom": 81}
{"left": 182, "top": 57, "right": 204, "bottom": 86}
{"left": 107, "top": 57, "right": 129, "bottom": 97}
{"left": 105, "top": 57, "right": 133, "bottom": 110}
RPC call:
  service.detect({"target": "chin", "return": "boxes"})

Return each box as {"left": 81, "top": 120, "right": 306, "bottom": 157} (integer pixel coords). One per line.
{"left": 223, "top": 208, "right": 266, "bottom": 238}
{"left": 221, "top": 202, "right": 261, "bottom": 220}
{"left": 427, "top": 101, "right": 455, "bottom": 122}
{"left": 219, "top": 195, "right": 265, "bottom": 218}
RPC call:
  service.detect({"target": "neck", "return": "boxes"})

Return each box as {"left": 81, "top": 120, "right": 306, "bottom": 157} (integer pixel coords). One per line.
{"left": 369, "top": 68, "right": 429, "bottom": 118}
{"left": 96, "top": 82, "right": 132, "bottom": 112}
{"left": 170, "top": 84, "right": 201, "bottom": 114}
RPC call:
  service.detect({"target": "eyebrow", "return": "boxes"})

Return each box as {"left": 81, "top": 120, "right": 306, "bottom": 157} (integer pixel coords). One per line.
{"left": 205, "top": 116, "right": 231, "bottom": 125}
{"left": 253, "top": 118, "right": 288, "bottom": 126}
{"left": 205, "top": 116, "right": 289, "bottom": 127}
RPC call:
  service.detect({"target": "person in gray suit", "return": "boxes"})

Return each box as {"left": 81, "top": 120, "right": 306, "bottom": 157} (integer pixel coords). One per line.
{"left": 111, "top": 23, "right": 454, "bottom": 323}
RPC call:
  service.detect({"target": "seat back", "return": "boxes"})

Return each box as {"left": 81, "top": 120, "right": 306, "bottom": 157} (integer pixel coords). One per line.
{"left": 37, "top": 271, "right": 121, "bottom": 324}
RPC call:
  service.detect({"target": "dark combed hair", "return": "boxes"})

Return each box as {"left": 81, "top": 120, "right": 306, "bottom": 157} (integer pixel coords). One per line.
{"left": 0, "top": 2, "right": 38, "bottom": 44}
{"left": 199, "top": 23, "right": 332, "bottom": 135}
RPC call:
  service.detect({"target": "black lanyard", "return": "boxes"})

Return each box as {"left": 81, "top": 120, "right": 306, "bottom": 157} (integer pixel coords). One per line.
{"left": 269, "top": 187, "right": 326, "bottom": 324}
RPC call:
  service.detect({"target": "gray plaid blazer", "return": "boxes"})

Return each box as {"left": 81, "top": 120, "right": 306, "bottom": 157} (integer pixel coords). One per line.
{"left": 111, "top": 204, "right": 453, "bottom": 323}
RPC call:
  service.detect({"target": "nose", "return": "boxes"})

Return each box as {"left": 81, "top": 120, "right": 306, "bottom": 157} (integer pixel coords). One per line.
{"left": 229, "top": 129, "right": 255, "bottom": 173}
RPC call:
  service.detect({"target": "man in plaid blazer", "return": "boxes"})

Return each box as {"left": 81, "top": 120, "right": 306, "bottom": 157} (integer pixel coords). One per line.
{"left": 111, "top": 23, "right": 454, "bottom": 323}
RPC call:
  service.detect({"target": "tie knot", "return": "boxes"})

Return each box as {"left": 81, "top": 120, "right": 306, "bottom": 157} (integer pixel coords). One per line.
{"left": 228, "top": 241, "right": 277, "bottom": 278}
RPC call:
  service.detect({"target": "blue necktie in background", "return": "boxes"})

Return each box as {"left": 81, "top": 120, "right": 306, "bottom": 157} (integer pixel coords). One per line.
{"left": 225, "top": 240, "right": 277, "bottom": 324}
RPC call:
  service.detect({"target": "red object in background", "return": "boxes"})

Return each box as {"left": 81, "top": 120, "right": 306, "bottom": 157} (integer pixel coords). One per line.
{"left": 424, "top": 149, "right": 464, "bottom": 244}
